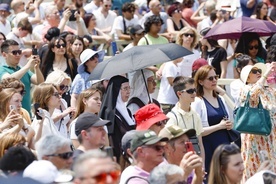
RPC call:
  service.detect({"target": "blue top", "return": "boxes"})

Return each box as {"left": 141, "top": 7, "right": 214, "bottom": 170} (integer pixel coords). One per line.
{"left": 70, "top": 72, "right": 92, "bottom": 95}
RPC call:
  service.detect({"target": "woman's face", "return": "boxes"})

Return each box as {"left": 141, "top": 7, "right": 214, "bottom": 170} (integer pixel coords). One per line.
{"left": 0, "top": 34, "right": 5, "bottom": 47}
{"left": 260, "top": 3, "right": 268, "bottom": 16}
{"left": 200, "top": 69, "right": 218, "bottom": 91}
{"left": 71, "top": 39, "right": 84, "bottom": 55}
{"left": 52, "top": 39, "right": 66, "bottom": 56}
{"left": 9, "top": 93, "right": 22, "bottom": 113}
{"left": 120, "top": 82, "right": 131, "bottom": 102}
{"left": 58, "top": 79, "right": 70, "bottom": 95}
{"left": 48, "top": 88, "right": 61, "bottom": 109}
{"left": 182, "top": 31, "right": 195, "bottom": 47}
{"left": 147, "top": 76, "right": 156, "bottom": 94}
{"left": 200, "top": 37, "right": 207, "bottom": 46}
{"left": 88, "top": 16, "right": 97, "bottom": 29}
{"left": 224, "top": 153, "right": 244, "bottom": 184}
{"left": 84, "top": 91, "right": 102, "bottom": 114}
{"left": 247, "top": 67, "right": 262, "bottom": 84}
{"left": 248, "top": 40, "right": 259, "bottom": 58}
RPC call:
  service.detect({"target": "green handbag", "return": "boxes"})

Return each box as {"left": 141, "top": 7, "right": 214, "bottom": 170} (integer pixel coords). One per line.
{"left": 234, "top": 93, "right": 272, "bottom": 136}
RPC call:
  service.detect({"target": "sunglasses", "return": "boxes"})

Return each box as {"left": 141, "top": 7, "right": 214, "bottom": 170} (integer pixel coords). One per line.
{"left": 55, "top": 43, "right": 66, "bottom": 48}
{"left": 174, "top": 9, "right": 182, "bottom": 13}
{"left": 251, "top": 68, "right": 262, "bottom": 74}
{"left": 53, "top": 92, "right": 60, "bottom": 98}
{"left": 181, "top": 88, "right": 197, "bottom": 94}
{"left": 46, "top": 152, "right": 73, "bottom": 159}
{"left": 142, "top": 145, "right": 165, "bottom": 151}
{"left": 156, "top": 119, "right": 168, "bottom": 126}
{"left": 183, "top": 33, "right": 195, "bottom": 38}
{"left": 80, "top": 170, "right": 121, "bottom": 183}
{"left": 20, "top": 89, "right": 26, "bottom": 96}
{"left": 207, "top": 75, "right": 219, "bottom": 81}
{"left": 59, "top": 84, "right": 69, "bottom": 91}
{"left": 89, "top": 53, "right": 99, "bottom": 60}
{"left": 10, "top": 50, "right": 22, "bottom": 55}
{"left": 249, "top": 45, "right": 258, "bottom": 50}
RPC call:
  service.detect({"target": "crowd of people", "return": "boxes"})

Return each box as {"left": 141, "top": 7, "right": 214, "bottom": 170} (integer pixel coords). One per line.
{"left": 0, "top": 0, "right": 275, "bottom": 183}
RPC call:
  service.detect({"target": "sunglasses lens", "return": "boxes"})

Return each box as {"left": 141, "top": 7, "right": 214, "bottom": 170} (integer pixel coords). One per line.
{"left": 186, "top": 88, "right": 196, "bottom": 94}
{"left": 61, "top": 152, "right": 73, "bottom": 159}
{"left": 12, "top": 50, "right": 22, "bottom": 55}
{"left": 184, "top": 33, "right": 194, "bottom": 37}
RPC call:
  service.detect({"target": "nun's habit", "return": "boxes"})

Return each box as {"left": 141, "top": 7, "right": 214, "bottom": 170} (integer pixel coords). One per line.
{"left": 99, "top": 75, "right": 136, "bottom": 162}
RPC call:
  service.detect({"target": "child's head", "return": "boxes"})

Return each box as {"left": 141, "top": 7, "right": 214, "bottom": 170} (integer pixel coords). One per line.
{"left": 173, "top": 76, "right": 195, "bottom": 100}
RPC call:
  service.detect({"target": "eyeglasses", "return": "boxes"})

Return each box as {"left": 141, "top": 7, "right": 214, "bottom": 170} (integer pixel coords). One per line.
{"left": 105, "top": 4, "right": 112, "bottom": 7}
{"left": 174, "top": 9, "right": 182, "bottom": 13}
{"left": 20, "top": 89, "right": 26, "bottom": 96}
{"left": 10, "top": 50, "right": 22, "bottom": 55}
{"left": 251, "top": 68, "right": 262, "bottom": 74}
{"left": 207, "top": 75, "right": 219, "bottom": 81}
{"left": 121, "top": 86, "right": 131, "bottom": 91}
{"left": 147, "top": 78, "right": 156, "bottom": 83}
{"left": 89, "top": 53, "right": 99, "bottom": 61}
{"left": 46, "top": 152, "right": 73, "bottom": 160}
{"left": 80, "top": 170, "right": 121, "bottom": 183}
{"left": 156, "top": 119, "right": 168, "bottom": 126}
{"left": 181, "top": 88, "right": 197, "bottom": 94}
{"left": 55, "top": 43, "right": 66, "bottom": 48}
{"left": 53, "top": 92, "right": 60, "bottom": 98}
{"left": 142, "top": 145, "right": 165, "bottom": 151}
{"left": 59, "top": 84, "right": 69, "bottom": 91}
{"left": 249, "top": 45, "right": 259, "bottom": 50}
{"left": 183, "top": 33, "right": 195, "bottom": 38}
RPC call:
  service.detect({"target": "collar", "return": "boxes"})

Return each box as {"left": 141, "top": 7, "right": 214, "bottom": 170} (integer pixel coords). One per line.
{"left": 175, "top": 102, "right": 193, "bottom": 116}
{"left": 4, "top": 64, "right": 20, "bottom": 70}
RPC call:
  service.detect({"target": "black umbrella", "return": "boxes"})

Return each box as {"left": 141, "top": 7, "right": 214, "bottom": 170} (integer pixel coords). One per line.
{"left": 88, "top": 43, "right": 193, "bottom": 80}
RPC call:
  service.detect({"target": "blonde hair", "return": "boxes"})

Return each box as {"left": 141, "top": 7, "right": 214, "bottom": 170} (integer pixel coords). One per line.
{"left": 45, "top": 70, "right": 72, "bottom": 86}
{"left": 0, "top": 133, "right": 26, "bottom": 158}
{"left": 176, "top": 27, "right": 198, "bottom": 49}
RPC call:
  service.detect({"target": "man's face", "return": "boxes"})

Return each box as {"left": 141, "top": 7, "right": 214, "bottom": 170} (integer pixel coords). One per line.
{"left": 55, "top": 0, "right": 66, "bottom": 10}
{"left": 167, "top": 134, "right": 189, "bottom": 165}
{"left": 123, "top": 9, "right": 134, "bottom": 20}
{"left": 45, "top": 145, "right": 73, "bottom": 170}
{"left": 0, "top": 10, "right": 9, "bottom": 19}
{"left": 102, "top": 0, "right": 112, "bottom": 11}
{"left": 150, "top": 22, "right": 162, "bottom": 34}
{"left": 86, "top": 126, "right": 107, "bottom": 148}
{"left": 139, "top": 142, "right": 165, "bottom": 166}
{"left": 3, "top": 45, "right": 21, "bottom": 67}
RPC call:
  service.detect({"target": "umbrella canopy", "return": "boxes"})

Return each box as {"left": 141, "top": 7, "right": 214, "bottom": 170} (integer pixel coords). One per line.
{"left": 204, "top": 16, "right": 276, "bottom": 40}
{"left": 88, "top": 43, "right": 193, "bottom": 80}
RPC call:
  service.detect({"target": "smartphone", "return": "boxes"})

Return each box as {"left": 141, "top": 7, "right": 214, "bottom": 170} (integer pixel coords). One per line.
{"left": 189, "top": 136, "right": 201, "bottom": 155}
{"left": 34, "top": 103, "right": 42, "bottom": 120}
{"left": 32, "top": 45, "right": 38, "bottom": 55}
{"left": 104, "top": 146, "right": 114, "bottom": 159}
{"left": 111, "top": 41, "right": 117, "bottom": 56}
{"left": 10, "top": 105, "right": 16, "bottom": 111}
{"left": 185, "top": 142, "right": 194, "bottom": 152}
{"left": 69, "top": 10, "right": 77, "bottom": 21}
{"left": 260, "top": 150, "right": 269, "bottom": 162}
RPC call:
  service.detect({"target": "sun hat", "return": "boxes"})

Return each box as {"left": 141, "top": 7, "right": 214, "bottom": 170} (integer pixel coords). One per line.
{"left": 159, "top": 125, "right": 196, "bottom": 140}
{"left": 0, "top": 3, "right": 10, "bottom": 12}
{"left": 240, "top": 63, "right": 268, "bottom": 85}
{"left": 75, "top": 112, "right": 110, "bottom": 136}
{"left": 135, "top": 104, "right": 168, "bottom": 130}
{"left": 245, "top": 170, "right": 276, "bottom": 184}
{"left": 192, "top": 58, "right": 208, "bottom": 72}
{"left": 130, "top": 130, "right": 168, "bottom": 152}
{"left": 78, "top": 49, "right": 105, "bottom": 73}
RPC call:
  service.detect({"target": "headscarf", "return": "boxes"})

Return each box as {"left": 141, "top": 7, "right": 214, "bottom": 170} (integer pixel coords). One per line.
{"left": 129, "top": 69, "right": 154, "bottom": 104}
{"left": 116, "top": 92, "right": 135, "bottom": 126}
{"left": 99, "top": 75, "right": 132, "bottom": 134}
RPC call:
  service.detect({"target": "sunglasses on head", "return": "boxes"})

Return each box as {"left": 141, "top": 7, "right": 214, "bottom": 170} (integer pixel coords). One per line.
{"left": 80, "top": 170, "right": 121, "bottom": 183}
{"left": 59, "top": 84, "right": 69, "bottom": 91}
{"left": 156, "top": 119, "right": 168, "bottom": 126}
{"left": 11, "top": 50, "right": 22, "bottom": 55}
{"left": 181, "top": 88, "right": 197, "bottom": 94}
{"left": 251, "top": 68, "right": 262, "bottom": 74}
{"left": 207, "top": 75, "right": 219, "bottom": 81}
{"left": 46, "top": 151, "right": 73, "bottom": 160}
{"left": 55, "top": 43, "right": 66, "bottom": 48}
{"left": 89, "top": 53, "right": 99, "bottom": 60}
{"left": 142, "top": 145, "right": 164, "bottom": 151}
{"left": 183, "top": 33, "right": 194, "bottom": 38}
{"left": 249, "top": 45, "right": 258, "bottom": 50}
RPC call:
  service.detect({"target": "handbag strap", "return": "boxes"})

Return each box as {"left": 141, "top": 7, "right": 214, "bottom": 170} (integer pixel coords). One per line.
{"left": 244, "top": 92, "right": 264, "bottom": 109}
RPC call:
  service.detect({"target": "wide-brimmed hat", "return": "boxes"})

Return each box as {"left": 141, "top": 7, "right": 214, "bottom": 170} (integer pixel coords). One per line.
{"left": 130, "top": 130, "right": 168, "bottom": 152}
{"left": 240, "top": 63, "right": 267, "bottom": 85}
{"left": 75, "top": 112, "right": 110, "bottom": 136}
{"left": 135, "top": 104, "right": 168, "bottom": 130}
{"left": 78, "top": 49, "right": 105, "bottom": 73}
{"left": 159, "top": 125, "right": 196, "bottom": 140}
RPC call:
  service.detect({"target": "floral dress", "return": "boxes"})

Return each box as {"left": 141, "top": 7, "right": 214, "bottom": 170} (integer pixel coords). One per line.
{"left": 239, "top": 83, "right": 276, "bottom": 181}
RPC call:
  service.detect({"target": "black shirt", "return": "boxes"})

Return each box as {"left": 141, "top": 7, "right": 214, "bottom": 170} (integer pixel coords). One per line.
{"left": 207, "top": 47, "right": 227, "bottom": 76}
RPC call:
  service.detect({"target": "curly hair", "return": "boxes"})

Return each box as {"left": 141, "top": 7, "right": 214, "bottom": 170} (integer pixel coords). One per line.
{"left": 144, "top": 15, "right": 163, "bottom": 33}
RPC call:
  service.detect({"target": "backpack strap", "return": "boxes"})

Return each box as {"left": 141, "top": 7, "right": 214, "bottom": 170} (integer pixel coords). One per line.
{"left": 170, "top": 110, "right": 178, "bottom": 126}
{"left": 125, "top": 176, "right": 150, "bottom": 184}
{"left": 143, "top": 36, "right": 149, "bottom": 45}
{"left": 127, "top": 97, "right": 145, "bottom": 108}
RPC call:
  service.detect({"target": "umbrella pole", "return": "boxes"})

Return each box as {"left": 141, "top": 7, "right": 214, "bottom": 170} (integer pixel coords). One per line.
{"left": 141, "top": 69, "right": 152, "bottom": 104}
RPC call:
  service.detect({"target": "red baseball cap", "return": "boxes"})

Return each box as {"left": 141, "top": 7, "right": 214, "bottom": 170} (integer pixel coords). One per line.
{"left": 135, "top": 104, "right": 168, "bottom": 130}
{"left": 192, "top": 58, "right": 208, "bottom": 72}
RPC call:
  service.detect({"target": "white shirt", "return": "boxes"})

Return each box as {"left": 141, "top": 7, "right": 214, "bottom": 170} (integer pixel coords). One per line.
{"left": 111, "top": 15, "right": 139, "bottom": 40}
{"left": 53, "top": 99, "right": 70, "bottom": 138}
{"left": 0, "top": 20, "right": 11, "bottom": 36}
{"left": 94, "top": 8, "right": 117, "bottom": 33}
{"left": 84, "top": 1, "right": 100, "bottom": 14}
{"left": 178, "top": 49, "right": 200, "bottom": 77}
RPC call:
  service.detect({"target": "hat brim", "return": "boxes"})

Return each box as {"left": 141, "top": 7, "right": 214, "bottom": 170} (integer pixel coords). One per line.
{"left": 136, "top": 113, "right": 168, "bottom": 130}
{"left": 77, "top": 50, "right": 105, "bottom": 73}
{"left": 94, "top": 119, "right": 111, "bottom": 127}
{"left": 173, "top": 129, "right": 196, "bottom": 140}
{"left": 135, "top": 29, "right": 144, "bottom": 34}
{"left": 144, "top": 136, "right": 169, "bottom": 146}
